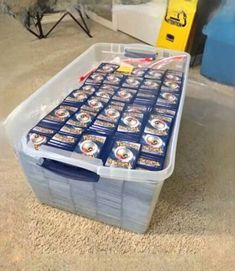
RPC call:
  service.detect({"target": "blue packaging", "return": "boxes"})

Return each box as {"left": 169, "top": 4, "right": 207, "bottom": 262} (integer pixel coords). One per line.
{"left": 113, "top": 133, "right": 140, "bottom": 143}
{"left": 133, "top": 91, "right": 157, "bottom": 106}
{"left": 99, "top": 84, "right": 119, "bottom": 93}
{"left": 165, "top": 70, "right": 183, "bottom": 81}
{"left": 105, "top": 140, "right": 141, "bottom": 169}
{"left": 59, "top": 124, "right": 84, "bottom": 137}
{"left": 27, "top": 132, "right": 49, "bottom": 150}
{"left": 81, "top": 97, "right": 106, "bottom": 113}
{"left": 79, "top": 84, "right": 98, "bottom": 94}
{"left": 96, "top": 63, "right": 119, "bottom": 73}
{"left": 117, "top": 113, "right": 144, "bottom": 134}
{"left": 144, "top": 114, "right": 173, "bottom": 137}
{"left": 125, "top": 104, "right": 149, "bottom": 114}
{"left": 97, "top": 105, "right": 122, "bottom": 123}
{"left": 94, "top": 89, "right": 114, "bottom": 100}
{"left": 88, "top": 119, "right": 117, "bottom": 135}
{"left": 133, "top": 100, "right": 155, "bottom": 107}
{"left": 30, "top": 125, "right": 57, "bottom": 137}
{"left": 161, "top": 80, "right": 182, "bottom": 93}
{"left": 140, "top": 133, "right": 168, "bottom": 157}
{"left": 140, "top": 79, "right": 161, "bottom": 91}
{"left": 145, "top": 69, "right": 165, "bottom": 80}
{"left": 63, "top": 90, "right": 90, "bottom": 106}
{"left": 94, "top": 96, "right": 110, "bottom": 104}
{"left": 66, "top": 110, "right": 97, "bottom": 128}
{"left": 156, "top": 91, "right": 180, "bottom": 108}
{"left": 74, "top": 133, "right": 107, "bottom": 158}
{"left": 59, "top": 104, "right": 80, "bottom": 112}
{"left": 153, "top": 106, "right": 177, "bottom": 118}
{"left": 110, "top": 100, "right": 126, "bottom": 109}
{"left": 112, "top": 88, "right": 137, "bottom": 103}
{"left": 131, "top": 68, "right": 147, "bottom": 77}
{"left": 85, "top": 72, "right": 106, "bottom": 85}
{"left": 47, "top": 132, "right": 79, "bottom": 151}
{"left": 135, "top": 91, "right": 157, "bottom": 100}
{"left": 103, "top": 73, "right": 124, "bottom": 86}
{"left": 121, "top": 76, "right": 143, "bottom": 89}
{"left": 40, "top": 105, "right": 77, "bottom": 128}
{"left": 136, "top": 154, "right": 164, "bottom": 171}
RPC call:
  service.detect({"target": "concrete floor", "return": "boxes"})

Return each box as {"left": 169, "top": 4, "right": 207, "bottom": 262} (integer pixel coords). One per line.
{"left": 0, "top": 15, "right": 235, "bottom": 271}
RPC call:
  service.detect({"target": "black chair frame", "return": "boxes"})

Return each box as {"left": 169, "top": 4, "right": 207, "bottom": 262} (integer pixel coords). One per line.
{"left": 25, "top": 8, "right": 92, "bottom": 39}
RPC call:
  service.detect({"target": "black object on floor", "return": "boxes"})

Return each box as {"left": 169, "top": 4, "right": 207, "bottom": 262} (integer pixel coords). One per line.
{"left": 25, "top": 8, "right": 92, "bottom": 39}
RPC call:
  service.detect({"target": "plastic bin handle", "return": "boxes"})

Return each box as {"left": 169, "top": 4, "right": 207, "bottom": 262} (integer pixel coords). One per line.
{"left": 124, "top": 44, "right": 157, "bottom": 59}
{"left": 40, "top": 158, "right": 100, "bottom": 182}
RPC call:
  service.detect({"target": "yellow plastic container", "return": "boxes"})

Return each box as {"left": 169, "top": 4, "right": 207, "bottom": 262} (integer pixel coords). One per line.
{"left": 157, "top": 0, "right": 198, "bottom": 51}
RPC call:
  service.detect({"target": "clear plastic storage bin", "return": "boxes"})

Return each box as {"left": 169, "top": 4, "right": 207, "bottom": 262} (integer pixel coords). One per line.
{"left": 3, "top": 43, "right": 190, "bottom": 233}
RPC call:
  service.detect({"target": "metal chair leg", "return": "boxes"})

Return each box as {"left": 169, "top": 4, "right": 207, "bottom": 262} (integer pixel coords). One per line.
{"left": 25, "top": 7, "right": 92, "bottom": 39}
{"left": 67, "top": 12, "right": 92, "bottom": 38}
{"left": 25, "top": 12, "right": 44, "bottom": 39}
{"left": 75, "top": 7, "right": 91, "bottom": 35}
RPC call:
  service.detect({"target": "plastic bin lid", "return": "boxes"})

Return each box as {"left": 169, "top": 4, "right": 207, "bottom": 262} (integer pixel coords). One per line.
{"left": 203, "top": 1, "right": 235, "bottom": 45}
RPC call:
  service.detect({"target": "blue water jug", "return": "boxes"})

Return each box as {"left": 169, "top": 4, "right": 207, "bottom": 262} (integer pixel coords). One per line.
{"left": 201, "top": 0, "right": 235, "bottom": 86}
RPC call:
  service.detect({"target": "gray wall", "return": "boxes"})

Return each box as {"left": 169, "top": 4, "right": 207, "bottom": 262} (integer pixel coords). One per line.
{"left": 0, "top": 0, "right": 151, "bottom": 22}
